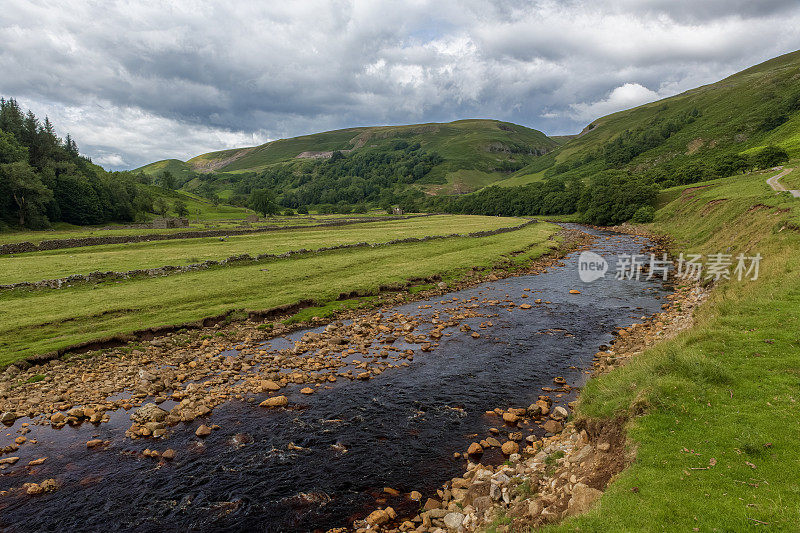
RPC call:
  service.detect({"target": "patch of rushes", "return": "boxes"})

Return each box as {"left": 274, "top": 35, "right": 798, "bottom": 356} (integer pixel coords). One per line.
{"left": 0, "top": 222, "right": 558, "bottom": 364}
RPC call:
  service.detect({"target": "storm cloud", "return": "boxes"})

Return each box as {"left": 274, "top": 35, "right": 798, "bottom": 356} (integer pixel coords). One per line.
{"left": 2, "top": 0, "right": 799, "bottom": 169}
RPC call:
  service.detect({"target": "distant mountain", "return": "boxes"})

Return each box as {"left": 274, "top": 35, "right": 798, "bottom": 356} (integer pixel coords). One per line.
{"left": 495, "top": 49, "right": 800, "bottom": 188}
{"left": 137, "top": 119, "right": 558, "bottom": 196}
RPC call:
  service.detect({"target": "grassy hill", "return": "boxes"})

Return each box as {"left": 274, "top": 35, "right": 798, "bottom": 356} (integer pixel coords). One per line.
{"left": 496, "top": 49, "right": 800, "bottom": 187}
{"left": 138, "top": 119, "right": 558, "bottom": 195}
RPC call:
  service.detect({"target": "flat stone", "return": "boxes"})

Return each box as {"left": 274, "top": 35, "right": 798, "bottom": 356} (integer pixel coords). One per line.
{"left": 443, "top": 512, "right": 464, "bottom": 529}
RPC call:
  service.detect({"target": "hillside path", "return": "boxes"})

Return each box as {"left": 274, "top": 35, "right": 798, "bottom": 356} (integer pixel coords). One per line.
{"left": 766, "top": 167, "right": 800, "bottom": 197}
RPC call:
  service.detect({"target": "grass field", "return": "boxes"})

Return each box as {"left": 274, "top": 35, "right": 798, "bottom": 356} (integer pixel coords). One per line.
{"left": 0, "top": 213, "right": 402, "bottom": 246}
{"left": 0, "top": 215, "right": 526, "bottom": 285}
{"left": 547, "top": 171, "right": 800, "bottom": 531}
{"left": 0, "top": 218, "right": 558, "bottom": 364}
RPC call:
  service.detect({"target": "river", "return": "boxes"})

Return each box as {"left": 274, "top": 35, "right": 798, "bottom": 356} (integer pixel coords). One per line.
{"left": 0, "top": 226, "right": 669, "bottom": 532}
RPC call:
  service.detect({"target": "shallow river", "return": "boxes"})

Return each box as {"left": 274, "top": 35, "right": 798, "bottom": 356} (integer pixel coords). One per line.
{"left": 0, "top": 226, "right": 669, "bottom": 532}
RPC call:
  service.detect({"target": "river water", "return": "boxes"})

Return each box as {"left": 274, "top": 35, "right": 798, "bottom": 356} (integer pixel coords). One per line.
{"left": 0, "top": 226, "right": 669, "bottom": 532}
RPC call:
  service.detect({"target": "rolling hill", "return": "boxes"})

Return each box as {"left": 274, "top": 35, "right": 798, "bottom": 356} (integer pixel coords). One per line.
{"left": 137, "top": 119, "right": 558, "bottom": 195}
{"left": 495, "top": 49, "right": 800, "bottom": 187}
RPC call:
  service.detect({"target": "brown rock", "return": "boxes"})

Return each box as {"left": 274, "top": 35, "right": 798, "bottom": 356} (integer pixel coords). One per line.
{"left": 501, "top": 441, "right": 519, "bottom": 455}
{"left": 366, "top": 509, "right": 389, "bottom": 526}
{"left": 467, "top": 442, "right": 483, "bottom": 456}
{"left": 502, "top": 412, "right": 519, "bottom": 425}
{"left": 195, "top": 424, "right": 212, "bottom": 437}
{"left": 260, "top": 380, "right": 281, "bottom": 392}
{"left": 567, "top": 483, "right": 603, "bottom": 515}
{"left": 543, "top": 420, "right": 563, "bottom": 434}
{"left": 423, "top": 497, "right": 441, "bottom": 511}
{"left": 409, "top": 490, "right": 422, "bottom": 501}
{"left": 162, "top": 449, "right": 176, "bottom": 460}
{"left": 86, "top": 439, "right": 103, "bottom": 448}
{"left": 259, "top": 396, "right": 288, "bottom": 408}
{"left": 300, "top": 387, "right": 314, "bottom": 394}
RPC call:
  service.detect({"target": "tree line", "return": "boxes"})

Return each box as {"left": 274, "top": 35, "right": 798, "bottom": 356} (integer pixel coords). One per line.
{"left": 0, "top": 98, "right": 152, "bottom": 229}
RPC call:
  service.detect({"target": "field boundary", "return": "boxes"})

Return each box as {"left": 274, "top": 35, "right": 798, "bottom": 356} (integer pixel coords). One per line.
{"left": 13, "top": 223, "right": 574, "bottom": 370}
{"left": 0, "top": 220, "right": 537, "bottom": 291}
{"left": 0, "top": 214, "right": 434, "bottom": 255}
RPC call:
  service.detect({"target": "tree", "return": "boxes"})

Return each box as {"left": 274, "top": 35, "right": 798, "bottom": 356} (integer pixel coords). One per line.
{"left": 1, "top": 161, "right": 53, "bottom": 227}
{"left": 753, "top": 145, "right": 789, "bottom": 169}
{"left": 159, "top": 170, "right": 176, "bottom": 190}
{"left": 174, "top": 199, "right": 189, "bottom": 217}
{"left": 0, "top": 130, "right": 27, "bottom": 164}
{"left": 249, "top": 188, "right": 280, "bottom": 217}
{"left": 153, "top": 197, "right": 168, "bottom": 216}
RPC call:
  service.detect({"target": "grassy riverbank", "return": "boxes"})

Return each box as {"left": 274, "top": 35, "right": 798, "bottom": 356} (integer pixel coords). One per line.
{"left": 548, "top": 171, "right": 800, "bottom": 530}
{"left": 0, "top": 218, "right": 558, "bottom": 365}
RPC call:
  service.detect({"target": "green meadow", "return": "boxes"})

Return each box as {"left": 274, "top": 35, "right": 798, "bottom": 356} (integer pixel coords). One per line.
{"left": 548, "top": 167, "right": 800, "bottom": 531}
{"left": 0, "top": 218, "right": 558, "bottom": 364}
{"left": 0, "top": 215, "right": 524, "bottom": 285}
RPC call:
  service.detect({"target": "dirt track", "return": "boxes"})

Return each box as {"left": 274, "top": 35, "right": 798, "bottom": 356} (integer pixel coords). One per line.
{"left": 766, "top": 167, "right": 800, "bottom": 197}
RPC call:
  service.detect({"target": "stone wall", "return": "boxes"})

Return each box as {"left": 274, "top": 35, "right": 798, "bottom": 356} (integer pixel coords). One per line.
{"left": 0, "top": 215, "right": 431, "bottom": 255}
{"left": 1, "top": 219, "right": 537, "bottom": 292}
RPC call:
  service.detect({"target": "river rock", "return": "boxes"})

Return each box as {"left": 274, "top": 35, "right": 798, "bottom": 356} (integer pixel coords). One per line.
{"left": 467, "top": 442, "right": 483, "bottom": 456}
{"left": 1, "top": 411, "right": 16, "bottom": 425}
{"left": 260, "top": 380, "right": 281, "bottom": 392}
{"left": 423, "top": 497, "right": 441, "bottom": 510}
{"left": 195, "top": 424, "right": 212, "bottom": 437}
{"left": 485, "top": 437, "right": 501, "bottom": 448}
{"left": 552, "top": 406, "right": 569, "bottom": 420}
{"left": 567, "top": 483, "right": 603, "bottom": 515}
{"left": 443, "top": 512, "right": 465, "bottom": 529}
{"left": 409, "top": 490, "right": 422, "bottom": 501}
{"left": 162, "top": 448, "right": 176, "bottom": 460}
{"left": 543, "top": 420, "right": 563, "bottom": 434}
{"left": 86, "top": 439, "right": 103, "bottom": 448}
{"left": 131, "top": 403, "right": 168, "bottom": 423}
{"left": 569, "top": 289, "right": 581, "bottom": 294}
{"left": 502, "top": 412, "right": 519, "bottom": 425}
{"left": 501, "top": 441, "right": 519, "bottom": 455}
{"left": 300, "top": 387, "right": 314, "bottom": 394}
{"left": 259, "top": 395, "right": 288, "bottom": 408}
{"left": 366, "top": 509, "right": 389, "bottom": 526}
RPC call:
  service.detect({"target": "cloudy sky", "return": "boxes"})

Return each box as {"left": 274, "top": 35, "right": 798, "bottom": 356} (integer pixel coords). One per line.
{"left": 2, "top": 0, "right": 800, "bottom": 170}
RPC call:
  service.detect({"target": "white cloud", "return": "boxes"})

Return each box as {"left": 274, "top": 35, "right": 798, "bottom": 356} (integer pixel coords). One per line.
{"left": 1, "top": 0, "right": 800, "bottom": 168}
{"left": 568, "top": 83, "right": 662, "bottom": 122}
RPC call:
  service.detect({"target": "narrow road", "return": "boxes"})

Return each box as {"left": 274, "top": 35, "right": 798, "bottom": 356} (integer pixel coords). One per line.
{"left": 766, "top": 167, "right": 800, "bottom": 198}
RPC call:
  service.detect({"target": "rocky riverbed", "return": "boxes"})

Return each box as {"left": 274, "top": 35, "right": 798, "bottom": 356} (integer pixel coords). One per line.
{"left": 0, "top": 226, "right": 675, "bottom": 531}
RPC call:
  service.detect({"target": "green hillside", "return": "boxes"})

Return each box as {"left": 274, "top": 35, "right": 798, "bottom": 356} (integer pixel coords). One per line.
{"left": 496, "top": 49, "right": 800, "bottom": 188}
{"left": 138, "top": 119, "right": 558, "bottom": 195}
